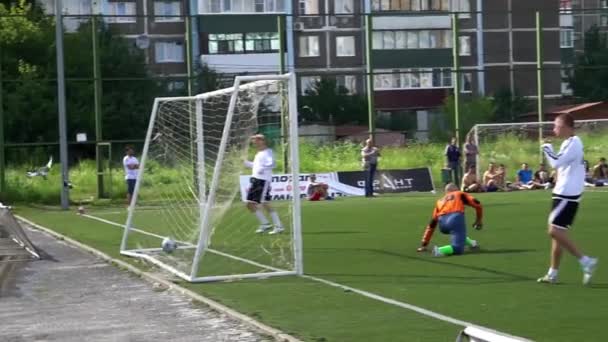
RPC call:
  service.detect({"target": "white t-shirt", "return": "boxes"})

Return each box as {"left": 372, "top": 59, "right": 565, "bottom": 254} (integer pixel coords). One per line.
{"left": 123, "top": 155, "right": 139, "bottom": 180}
{"left": 244, "top": 148, "right": 274, "bottom": 182}
{"left": 543, "top": 136, "right": 585, "bottom": 198}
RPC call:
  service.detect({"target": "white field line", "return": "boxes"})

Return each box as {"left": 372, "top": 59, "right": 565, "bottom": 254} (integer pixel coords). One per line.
{"left": 81, "top": 214, "right": 287, "bottom": 273}
{"left": 81, "top": 212, "right": 532, "bottom": 341}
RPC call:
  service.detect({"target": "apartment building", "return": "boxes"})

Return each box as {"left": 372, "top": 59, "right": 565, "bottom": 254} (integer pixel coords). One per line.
{"left": 40, "top": 0, "right": 189, "bottom": 87}
{"left": 197, "top": 0, "right": 287, "bottom": 78}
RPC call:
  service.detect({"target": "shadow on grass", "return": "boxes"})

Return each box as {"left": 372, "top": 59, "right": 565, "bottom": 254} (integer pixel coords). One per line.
{"left": 303, "top": 231, "right": 366, "bottom": 235}
{"left": 315, "top": 248, "right": 537, "bottom": 283}
{"left": 472, "top": 248, "right": 536, "bottom": 255}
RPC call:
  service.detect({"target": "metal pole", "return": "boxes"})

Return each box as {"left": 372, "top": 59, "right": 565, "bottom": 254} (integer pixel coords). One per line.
{"left": 55, "top": 0, "right": 70, "bottom": 209}
{"left": 452, "top": 13, "right": 461, "bottom": 144}
{"left": 186, "top": 14, "right": 194, "bottom": 96}
{"left": 92, "top": 16, "right": 105, "bottom": 198}
{"left": 536, "top": 11, "right": 544, "bottom": 161}
{"left": 278, "top": 15, "right": 288, "bottom": 173}
{"left": 0, "top": 49, "right": 5, "bottom": 195}
{"left": 364, "top": 13, "right": 375, "bottom": 139}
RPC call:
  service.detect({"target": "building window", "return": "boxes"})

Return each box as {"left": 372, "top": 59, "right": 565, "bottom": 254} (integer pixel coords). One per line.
{"left": 168, "top": 81, "right": 186, "bottom": 92}
{"left": 337, "top": 75, "right": 357, "bottom": 94}
{"left": 602, "top": 15, "right": 608, "bottom": 27}
{"left": 459, "top": 36, "right": 471, "bottom": 56}
{"left": 374, "top": 68, "right": 452, "bottom": 89}
{"left": 560, "top": 29, "right": 573, "bottom": 48}
{"left": 335, "top": 0, "right": 353, "bottom": 13}
{"left": 461, "top": 72, "right": 472, "bottom": 93}
{"left": 299, "top": 36, "right": 320, "bottom": 57}
{"left": 105, "top": 2, "right": 136, "bottom": 23}
{"left": 255, "top": 0, "right": 265, "bottom": 12}
{"left": 206, "top": 0, "right": 283, "bottom": 13}
{"left": 602, "top": 0, "right": 608, "bottom": 8}
{"left": 451, "top": 0, "right": 470, "bottom": 18}
{"left": 336, "top": 36, "right": 355, "bottom": 57}
{"left": 373, "top": 0, "right": 448, "bottom": 11}
{"left": 245, "top": 32, "right": 280, "bottom": 52}
{"left": 299, "top": 0, "right": 319, "bottom": 14}
{"left": 154, "top": 2, "right": 181, "bottom": 22}
{"left": 561, "top": 69, "right": 573, "bottom": 95}
{"left": 155, "top": 42, "right": 184, "bottom": 63}
{"left": 208, "top": 34, "right": 244, "bottom": 54}
{"left": 301, "top": 76, "right": 320, "bottom": 95}
{"left": 372, "top": 30, "right": 452, "bottom": 49}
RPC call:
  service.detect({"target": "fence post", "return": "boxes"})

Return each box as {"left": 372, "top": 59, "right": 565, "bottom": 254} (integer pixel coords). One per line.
{"left": 92, "top": 16, "right": 105, "bottom": 198}
{"left": 536, "top": 11, "right": 544, "bottom": 163}
{"left": 364, "top": 12, "right": 375, "bottom": 140}
{"left": 0, "top": 49, "right": 5, "bottom": 196}
{"left": 278, "top": 15, "right": 288, "bottom": 173}
{"left": 452, "top": 12, "right": 461, "bottom": 144}
{"left": 55, "top": 0, "right": 70, "bottom": 209}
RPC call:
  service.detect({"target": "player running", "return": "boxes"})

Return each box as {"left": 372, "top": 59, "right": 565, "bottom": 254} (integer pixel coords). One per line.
{"left": 537, "top": 113, "right": 598, "bottom": 285}
{"left": 417, "top": 183, "right": 482, "bottom": 256}
{"left": 244, "top": 134, "right": 284, "bottom": 235}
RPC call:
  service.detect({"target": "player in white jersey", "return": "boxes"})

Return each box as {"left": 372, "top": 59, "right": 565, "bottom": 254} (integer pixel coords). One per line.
{"left": 538, "top": 113, "right": 598, "bottom": 285}
{"left": 244, "top": 134, "right": 284, "bottom": 235}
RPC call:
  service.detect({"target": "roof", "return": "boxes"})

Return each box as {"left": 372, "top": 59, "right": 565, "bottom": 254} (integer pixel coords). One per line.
{"left": 550, "top": 102, "right": 603, "bottom": 114}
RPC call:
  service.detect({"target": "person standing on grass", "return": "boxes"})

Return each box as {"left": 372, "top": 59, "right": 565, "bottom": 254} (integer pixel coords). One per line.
{"left": 244, "top": 134, "right": 284, "bottom": 235}
{"left": 445, "top": 137, "right": 461, "bottom": 187}
{"left": 123, "top": 146, "right": 140, "bottom": 206}
{"left": 464, "top": 135, "right": 478, "bottom": 174}
{"left": 538, "top": 113, "right": 598, "bottom": 285}
{"left": 361, "top": 138, "right": 380, "bottom": 197}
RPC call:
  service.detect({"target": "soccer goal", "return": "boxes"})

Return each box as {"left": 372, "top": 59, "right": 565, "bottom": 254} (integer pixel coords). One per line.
{"left": 468, "top": 119, "right": 608, "bottom": 180}
{"left": 120, "top": 73, "right": 302, "bottom": 283}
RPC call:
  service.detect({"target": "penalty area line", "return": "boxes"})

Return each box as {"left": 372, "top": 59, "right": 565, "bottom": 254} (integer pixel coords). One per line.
{"left": 81, "top": 213, "right": 531, "bottom": 341}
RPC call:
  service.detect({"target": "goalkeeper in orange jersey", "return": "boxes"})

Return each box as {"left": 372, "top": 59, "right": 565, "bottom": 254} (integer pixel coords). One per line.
{"left": 417, "top": 183, "right": 483, "bottom": 256}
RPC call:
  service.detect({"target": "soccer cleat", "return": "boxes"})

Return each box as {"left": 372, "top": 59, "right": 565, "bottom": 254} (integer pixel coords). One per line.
{"left": 537, "top": 275, "right": 558, "bottom": 284}
{"left": 268, "top": 226, "right": 285, "bottom": 235}
{"left": 255, "top": 224, "right": 273, "bottom": 234}
{"left": 582, "top": 258, "right": 598, "bottom": 286}
{"left": 432, "top": 245, "right": 443, "bottom": 257}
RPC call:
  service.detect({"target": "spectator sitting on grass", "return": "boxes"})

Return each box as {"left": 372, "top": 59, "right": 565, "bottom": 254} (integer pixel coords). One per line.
{"left": 592, "top": 158, "right": 608, "bottom": 185}
{"left": 483, "top": 162, "right": 499, "bottom": 192}
{"left": 532, "top": 163, "right": 552, "bottom": 189}
{"left": 306, "top": 174, "right": 331, "bottom": 201}
{"left": 514, "top": 163, "right": 537, "bottom": 190}
{"left": 461, "top": 165, "right": 483, "bottom": 193}
{"left": 496, "top": 164, "right": 513, "bottom": 191}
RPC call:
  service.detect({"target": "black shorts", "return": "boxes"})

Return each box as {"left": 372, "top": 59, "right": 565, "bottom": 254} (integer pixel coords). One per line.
{"left": 549, "top": 195, "right": 580, "bottom": 229}
{"left": 247, "top": 178, "right": 271, "bottom": 204}
{"left": 126, "top": 179, "right": 136, "bottom": 195}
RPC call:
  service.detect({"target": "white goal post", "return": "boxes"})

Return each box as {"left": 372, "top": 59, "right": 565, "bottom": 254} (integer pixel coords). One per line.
{"left": 468, "top": 118, "right": 608, "bottom": 180}
{"left": 120, "top": 73, "right": 302, "bottom": 283}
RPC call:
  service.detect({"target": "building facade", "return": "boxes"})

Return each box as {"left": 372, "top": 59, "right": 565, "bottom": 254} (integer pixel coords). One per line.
{"left": 41, "top": 0, "right": 189, "bottom": 85}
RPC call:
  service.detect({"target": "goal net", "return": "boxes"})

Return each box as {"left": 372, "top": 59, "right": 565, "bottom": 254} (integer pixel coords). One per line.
{"left": 120, "top": 73, "right": 302, "bottom": 283}
{"left": 468, "top": 119, "right": 608, "bottom": 181}
{"left": 0, "top": 204, "right": 40, "bottom": 261}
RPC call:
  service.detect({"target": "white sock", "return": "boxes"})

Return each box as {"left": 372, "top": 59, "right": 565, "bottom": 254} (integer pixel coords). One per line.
{"left": 269, "top": 211, "right": 282, "bottom": 227}
{"left": 255, "top": 210, "right": 269, "bottom": 225}
{"left": 547, "top": 268, "right": 558, "bottom": 278}
{"left": 579, "top": 255, "right": 591, "bottom": 266}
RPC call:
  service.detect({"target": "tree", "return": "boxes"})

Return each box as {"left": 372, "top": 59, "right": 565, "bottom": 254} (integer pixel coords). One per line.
{"left": 1, "top": 6, "right": 161, "bottom": 144}
{"left": 298, "top": 78, "right": 367, "bottom": 125}
{"left": 433, "top": 95, "right": 495, "bottom": 142}
{"left": 492, "top": 87, "right": 532, "bottom": 123}
{"left": 569, "top": 26, "right": 608, "bottom": 101}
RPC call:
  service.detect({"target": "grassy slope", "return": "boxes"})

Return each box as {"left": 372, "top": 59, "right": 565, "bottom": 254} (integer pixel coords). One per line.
{"left": 7, "top": 131, "right": 608, "bottom": 204}
{"left": 16, "top": 190, "right": 608, "bottom": 342}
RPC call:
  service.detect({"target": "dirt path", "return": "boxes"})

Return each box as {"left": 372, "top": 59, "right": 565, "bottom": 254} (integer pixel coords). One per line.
{"left": 0, "top": 227, "right": 268, "bottom": 342}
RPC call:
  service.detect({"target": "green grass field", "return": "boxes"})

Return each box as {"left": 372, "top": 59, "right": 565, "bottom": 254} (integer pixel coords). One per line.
{"left": 16, "top": 190, "right": 608, "bottom": 342}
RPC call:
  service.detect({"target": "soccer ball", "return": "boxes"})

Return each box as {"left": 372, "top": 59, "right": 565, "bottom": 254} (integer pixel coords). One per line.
{"left": 161, "top": 237, "right": 177, "bottom": 253}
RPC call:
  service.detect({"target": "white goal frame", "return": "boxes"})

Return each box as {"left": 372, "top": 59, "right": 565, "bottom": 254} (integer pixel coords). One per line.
{"left": 468, "top": 118, "right": 608, "bottom": 180}
{"left": 119, "top": 73, "right": 303, "bottom": 283}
